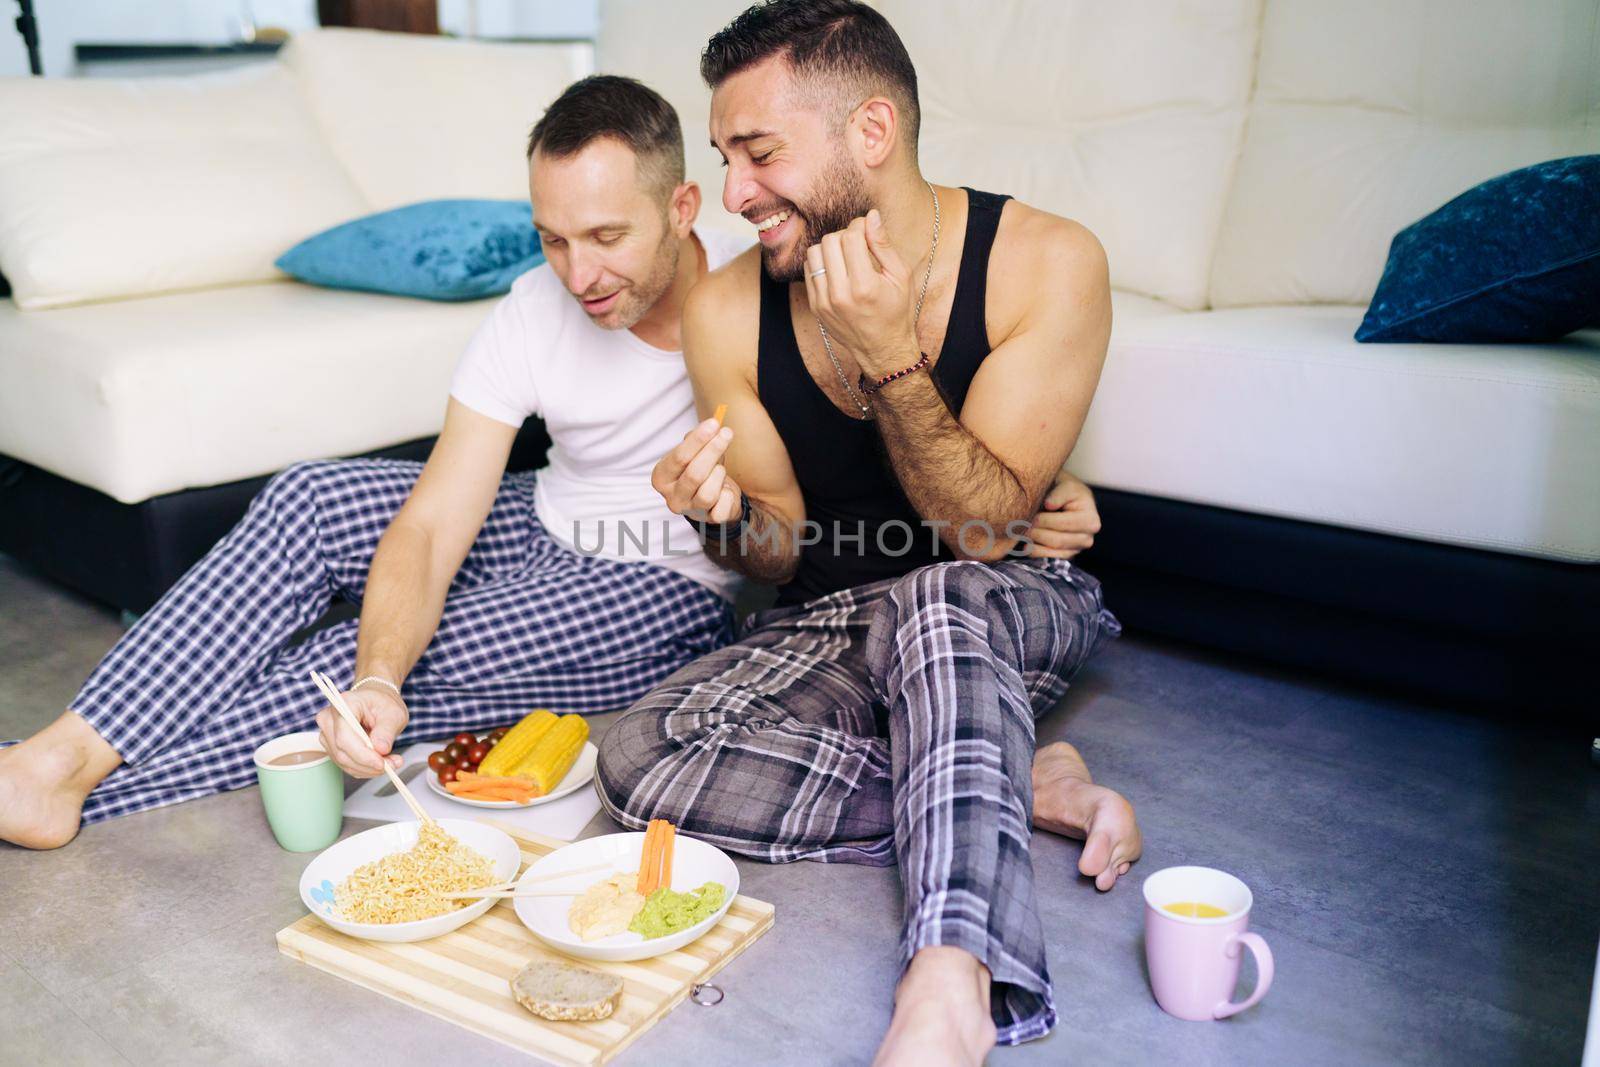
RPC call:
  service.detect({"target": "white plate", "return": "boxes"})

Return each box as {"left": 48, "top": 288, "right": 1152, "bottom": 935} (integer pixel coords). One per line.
{"left": 513, "top": 832, "right": 739, "bottom": 962}
{"left": 298, "top": 818, "right": 521, "bottom": 943}
{"left": 424, "top": 741, "right": 598, "bottom": 809}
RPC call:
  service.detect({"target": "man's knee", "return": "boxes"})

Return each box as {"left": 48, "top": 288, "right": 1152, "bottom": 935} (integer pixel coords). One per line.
{"left": 257, "top": 459, "right": 341, "bottom": 511}
{"left": 891, "top": 560, "right": 1004, "bottom": 609}
{"left": 869, "top": 561, "right": 1060, "bottom": 682}
{"left": 876, "top": 561, "right": 1011, "bottom": 639}
{"left": 594, "top": 704, "right": 674, "bottom": 825}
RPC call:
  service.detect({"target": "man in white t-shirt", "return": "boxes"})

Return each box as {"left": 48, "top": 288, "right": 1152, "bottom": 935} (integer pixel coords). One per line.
{"left": 0, "top": 76, "right": 1101, "bottom": 849}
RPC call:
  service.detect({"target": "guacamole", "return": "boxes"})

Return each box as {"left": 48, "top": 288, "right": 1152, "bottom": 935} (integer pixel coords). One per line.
{"left": 628, "top": 881, "right": 726, "bottom": 939}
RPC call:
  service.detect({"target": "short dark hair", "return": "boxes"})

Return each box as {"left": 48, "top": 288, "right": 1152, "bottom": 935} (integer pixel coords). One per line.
{"left": 525, "top": 75, "right": 685, "bottom": 198}
{"left": 701, "top": 0, "right": 920, "bottom": 152}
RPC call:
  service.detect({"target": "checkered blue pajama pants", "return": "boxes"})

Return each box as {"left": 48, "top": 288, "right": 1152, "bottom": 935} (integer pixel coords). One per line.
{"left": 596, "top": 557, "right": 1121, "bottom": 1045}
{"left": 55, "top": 459, "right": 733, "bottom": 825}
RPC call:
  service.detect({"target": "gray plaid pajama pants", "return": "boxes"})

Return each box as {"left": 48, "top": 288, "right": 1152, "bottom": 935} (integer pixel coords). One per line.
{"left": 595, "top": 557, "right": 1121, "bottom": 1045}
{"left": 46, "top": 458, "right": 733, "bottom": 824}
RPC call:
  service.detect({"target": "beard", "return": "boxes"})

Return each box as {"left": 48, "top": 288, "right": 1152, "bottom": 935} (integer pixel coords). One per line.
{"left": 586, "top": 224, "right": 680, "bottom": 331}
{"left": 760, "top": 150, "right": 873, "bottom": 283}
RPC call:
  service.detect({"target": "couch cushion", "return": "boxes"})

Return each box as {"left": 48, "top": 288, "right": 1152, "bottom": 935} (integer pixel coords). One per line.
{"left": 1356, "top": 155, "right": 1600, "bottom": 343}
{"left": 0, "top": 64, "right": 369, "bottom": 309}
{"left": 0, "top": 283, "right": 495, "bottom": 504}
{"left": 280, "top": 29, "right": 592, "bottom": 211}
{"left": 276, "top": 199, "right": 546, "bottom": 301}
{"left": 1069, "top": 305, "right": 1600, "bottom": 563}
{"left": 598, "top": 0, "right": 1261, "bottom": 310}
{"left": 1210, "top": 0, "right": 1600, "bottom": 308}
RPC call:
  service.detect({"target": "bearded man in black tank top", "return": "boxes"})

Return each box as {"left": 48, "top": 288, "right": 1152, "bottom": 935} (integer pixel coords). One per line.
{"left": 595, "top": 3, "right": 1141, "bottom": 1063}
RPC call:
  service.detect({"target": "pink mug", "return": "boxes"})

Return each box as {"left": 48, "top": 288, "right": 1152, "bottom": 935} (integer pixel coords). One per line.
{"left": 1143, "top": 865, "right": 1275, "bottom": 1021}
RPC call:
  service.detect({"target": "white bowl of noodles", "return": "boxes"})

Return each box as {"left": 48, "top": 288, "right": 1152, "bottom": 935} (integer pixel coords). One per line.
{"left": 298, "top": 818, "right": 520, "bottom": 943}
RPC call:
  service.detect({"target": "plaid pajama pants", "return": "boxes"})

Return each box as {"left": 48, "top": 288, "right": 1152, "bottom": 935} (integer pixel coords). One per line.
{"left": 596, "top": 557, "right": 1121, "bottom": 1045}
{"left": 51, "top": 458, "right": 733, "bottom": 825}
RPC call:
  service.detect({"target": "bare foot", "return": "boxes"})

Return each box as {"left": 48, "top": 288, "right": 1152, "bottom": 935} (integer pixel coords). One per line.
{"left": 873, "top": 946, "right": 997, "bottom": 1067}
{"left": 1032, "top": 741, "right": 1142, "bottom": 890}
{"left": 0, "top": 712, "right": 122, "bottom": 850}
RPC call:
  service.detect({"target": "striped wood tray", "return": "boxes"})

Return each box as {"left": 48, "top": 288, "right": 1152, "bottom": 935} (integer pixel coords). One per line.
{"left": 275, "top": 821, "right": 774, "bottom": 1066}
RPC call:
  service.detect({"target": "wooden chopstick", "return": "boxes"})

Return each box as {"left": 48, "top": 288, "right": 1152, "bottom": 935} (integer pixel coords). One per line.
{"left": 311, "top": 670, "right": 434, "bottom": 826}
{"left": 437, "top": 861, "right": 621, "bottom": 899}
{"left": 437, "top": 889, "right": 586, "bottom": 900}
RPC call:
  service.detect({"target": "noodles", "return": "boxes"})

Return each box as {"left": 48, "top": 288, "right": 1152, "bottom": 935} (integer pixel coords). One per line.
{"left": 334, "top": 822, "right": 497, "bottom": 924}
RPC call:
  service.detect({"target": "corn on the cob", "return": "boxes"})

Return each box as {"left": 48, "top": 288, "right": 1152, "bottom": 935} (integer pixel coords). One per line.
{"left": 479, "top": 709, "right": 558, "bottom": 777}
{"left": 512, "top": 713, "right": 589, "bottom": 793}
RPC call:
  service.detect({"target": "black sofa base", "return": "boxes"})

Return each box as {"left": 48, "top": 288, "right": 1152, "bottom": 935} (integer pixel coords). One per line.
{"left": 0, "top": 422, "right": 551, "bottom": 615}
{"left": 1075, "top": 489, "right": 1597, "bottom": 720}
{"left": 1, "top": 451, "right": 1591, "bottom": 717}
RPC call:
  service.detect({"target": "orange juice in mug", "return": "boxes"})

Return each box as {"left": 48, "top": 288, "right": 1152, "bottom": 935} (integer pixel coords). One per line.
{"left": 1142, "top": 866, "right": 1275, "bottom": 1021}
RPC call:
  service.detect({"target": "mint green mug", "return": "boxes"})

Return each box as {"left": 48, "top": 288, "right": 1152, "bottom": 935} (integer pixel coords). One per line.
{"left": 253, "top": 730, "right": 344, "bottom": 852}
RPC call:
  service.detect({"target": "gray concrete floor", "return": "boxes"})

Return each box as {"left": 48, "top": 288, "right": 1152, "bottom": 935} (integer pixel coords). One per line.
{"left": 2, "top": 553, "right": 1596, "bottom": 1066}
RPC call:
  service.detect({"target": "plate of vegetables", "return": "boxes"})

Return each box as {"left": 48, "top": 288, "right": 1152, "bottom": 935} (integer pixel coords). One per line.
{"left": 512, "top": 822, "right": 739, "bottom": 962}
{"left": 424, "top": 710, "right": 597, "bottom": 809}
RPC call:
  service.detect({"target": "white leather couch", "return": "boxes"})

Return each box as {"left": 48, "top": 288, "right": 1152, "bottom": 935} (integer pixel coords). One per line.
{"left": 0, "top": 30, "right": 589, "bottom": 506}
{"left": 0, "top": 4, "right": 1595, "bottom": 707}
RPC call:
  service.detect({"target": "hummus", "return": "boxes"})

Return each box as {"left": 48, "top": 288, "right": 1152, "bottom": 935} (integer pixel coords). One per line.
{"left": 567, "top": 873, "right": 646, "bottom": 941}
{"left": 628, "top": 881, "right": 727, "bottom": 939}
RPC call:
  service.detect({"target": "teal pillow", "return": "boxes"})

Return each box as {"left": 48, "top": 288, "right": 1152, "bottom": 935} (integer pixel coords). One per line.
{"left": 1356, "top": 156, "right": 1600, "bottom": 343}
{"left": 276, "top": 199, "right": 544, "bottom": 301}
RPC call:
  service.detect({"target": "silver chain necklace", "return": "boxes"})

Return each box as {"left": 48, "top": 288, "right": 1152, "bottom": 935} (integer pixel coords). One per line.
{"left": 817, "top": 181, "right": 940, "bottom": 420}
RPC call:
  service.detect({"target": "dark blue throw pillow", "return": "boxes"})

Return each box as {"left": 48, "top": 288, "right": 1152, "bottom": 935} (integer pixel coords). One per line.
{"left": 276, "top": 199, "right": 544, "bottom": 301}
{"left": 1356, "top": 155, "right": 1600, "bottom": 343}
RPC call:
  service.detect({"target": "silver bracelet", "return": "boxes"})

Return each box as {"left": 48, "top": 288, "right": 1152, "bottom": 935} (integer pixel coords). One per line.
{"left": 352, "top": 675, "right": 402, "bottom": 698}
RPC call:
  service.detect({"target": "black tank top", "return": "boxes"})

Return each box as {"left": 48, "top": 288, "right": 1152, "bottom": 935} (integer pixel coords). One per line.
{"left": 758, "top": 188, "right": 1012, "bottom": 606}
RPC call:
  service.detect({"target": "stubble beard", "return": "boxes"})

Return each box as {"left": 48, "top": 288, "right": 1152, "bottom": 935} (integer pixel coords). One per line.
{"left": 761, "top": 151, "right": 873, "bottom": 284}
{"left": 595, "top": 225, "right": 681, "bottom": 331}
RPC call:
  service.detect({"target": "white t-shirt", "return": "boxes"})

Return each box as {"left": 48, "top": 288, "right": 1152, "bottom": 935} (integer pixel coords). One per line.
{"left": 450, "top": 228, "right": 750, "bottom": 601}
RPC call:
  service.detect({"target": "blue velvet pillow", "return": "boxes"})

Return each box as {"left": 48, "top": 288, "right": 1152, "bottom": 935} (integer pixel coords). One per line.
{"left": 276, "top": 199, "right": 544, "bottom": 301}
{"left": 1356, "top": 155, "right": 1600, "bottom": 343}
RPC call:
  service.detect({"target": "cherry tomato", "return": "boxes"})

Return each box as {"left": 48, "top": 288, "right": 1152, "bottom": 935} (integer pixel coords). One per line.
{"left": 444, "top": 741, "right": 467, "bottom": 762}
{"left": 489, "top": 727, "right": 510, "bottom": 743}
{"left": 427, "top": 750, "right": 452, "bottom": 773}
{"left": 460, "top": 760, "right": 479, "bottom": 775}
{"left": 452, "top": 732, "right": 478, "bottom": 748}
{"left": 466, "top": 741, "right": 491, "bottom": 764}
{"left": 437, "top": 765, "right": 458, "bottom": 784}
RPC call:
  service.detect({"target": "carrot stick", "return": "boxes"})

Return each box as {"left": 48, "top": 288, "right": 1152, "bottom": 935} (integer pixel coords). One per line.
{"left": 636, "top": 822, "right": 653, "bottom": 894}
{"left": 446, "top": 781, "right": 537, "bottom": 800}
{"left": 637, "top": 821, "right": 661, "bottom": 895}
{"left": 448, "top": 776, "right": 528, "bottom": 791}
{"left": 649, "top": 820, "right": 667, "bottom": 893}
{"left": 660, "top": 822, "right": 675, "bottom": 891}
{"left": 712, "top": 403, "right": 727, "bottom": 428}
{"left": 447, "top": 787, "right": 525, "bottom": 801}
{"left": 454, "top": 771, "right": 536, "bottom": 788}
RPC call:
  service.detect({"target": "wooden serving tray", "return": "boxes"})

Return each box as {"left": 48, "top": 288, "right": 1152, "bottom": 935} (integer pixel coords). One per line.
{"left": 276, "top": 821, "right": 775, "bottom": 1066}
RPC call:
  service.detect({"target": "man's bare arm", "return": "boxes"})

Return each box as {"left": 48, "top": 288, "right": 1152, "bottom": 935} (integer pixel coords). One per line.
{"left": 318, "top": 398, "right": 516, "bottom": 775}
{"left": 654, "top": 263, "right": 807, "bottom": 584}
{"left": 808, "top": 210, "right": 1111, "bottom": 561}
{"left": 354, "top": 398, "right": 517, "bottom": 682}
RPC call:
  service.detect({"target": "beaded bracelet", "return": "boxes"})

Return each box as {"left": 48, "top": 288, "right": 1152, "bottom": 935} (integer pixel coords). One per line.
{"left": 859, "top": 352, "right": 932, "bottom": 396}
{"left": 352, "top": 675, "right": 402, "bottom": 698}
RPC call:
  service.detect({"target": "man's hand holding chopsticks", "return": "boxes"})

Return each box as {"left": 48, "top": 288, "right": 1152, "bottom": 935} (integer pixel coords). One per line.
{"left": 316, "top": 687, "right": 407, "bottom": 778}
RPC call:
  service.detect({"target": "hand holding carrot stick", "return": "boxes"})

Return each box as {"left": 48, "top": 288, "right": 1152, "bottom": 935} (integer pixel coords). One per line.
{"left": 651, "top": 406, "right": 742, "bottom": 524}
